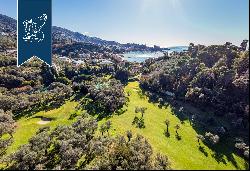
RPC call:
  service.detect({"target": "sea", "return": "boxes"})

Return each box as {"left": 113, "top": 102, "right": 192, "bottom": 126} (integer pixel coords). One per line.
{"left": 122, "top": 46, "right": 188, "bottom": 63}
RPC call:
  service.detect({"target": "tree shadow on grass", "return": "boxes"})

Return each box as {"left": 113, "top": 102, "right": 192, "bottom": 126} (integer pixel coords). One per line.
{"left": 164, "top": 131, "right": 171, "bottom": 138}
{"left": 198, "top": 146, "right": 208, "bottom": 157}
{"left": 115, "top": 108, "right": 127, "bottom": 116}
{"left": 210, "top": 142, "right": 249, "bottom": 170}
{"left": 78, "top": 102, "right": 114, "bottom": 121}
{"left": 169, "top": 104, "right": 190, "bottom": 122}
{"left": 14, "top": 107, "right": 43, "bottom": 120}
{"left": 197, "top": 132, "right": 247, "bottom": 169}
{"left": 136, "top": 88, "right": 147, "bottom": 100}
{"left": 31, "top": 116, "right": 55, "bottom": 121}
{"left": 175, "top": 134, "right": 182, "bottom": 141}
{"left": 212, "top": 151, "right": 227, "bottom": 165}
{"left": 68, "top": 111, "right": 81, "bottom": 120}
{"left": 166, "top": 101, "right": 247, "bottom": 169}
{"left": 76, "top": 94, "right": 128, "bottom": 121}
{"left": 192, "top": 122, "right": 245, "bottom": 169}
{"left": 138, "top": 88, "right": 249, "bottom": 170}
{"left": 244, "top": 162, "right": 249, "bottom": 170}
{"left": 14, "top": 102, "right": 66, "bottom": 120}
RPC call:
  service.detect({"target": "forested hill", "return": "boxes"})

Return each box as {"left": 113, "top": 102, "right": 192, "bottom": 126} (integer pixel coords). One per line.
{"left": 0, "top": 14, "right": 16, "bottom": 33}
{"left": 0, "top": 13, "right": 120, "bottom": 46}
{"left": 0, "top": 13, "right": 166, "bottom": 51}
{"left": 52, "top": 26, "right": 121, "bottom": 46}
{"left": 141, "top": 42, "right": 249, "bottom": 134}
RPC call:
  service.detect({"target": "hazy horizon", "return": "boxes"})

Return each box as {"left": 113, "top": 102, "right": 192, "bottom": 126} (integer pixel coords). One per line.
{"left": 0, "top": 0, "right": 249, "bottom": 47}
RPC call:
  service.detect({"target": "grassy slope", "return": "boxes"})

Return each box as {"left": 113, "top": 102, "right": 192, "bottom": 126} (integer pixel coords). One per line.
{"left": 4, "top": 82, "right": 248, "bottom": 170}
{"left": 6, "top": 101, "right": 78, "bottom": 154}
{"left": 98, "top": 81, "right": 247, "bottom": 170}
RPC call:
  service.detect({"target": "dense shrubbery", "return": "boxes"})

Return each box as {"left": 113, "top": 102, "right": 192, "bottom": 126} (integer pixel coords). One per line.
{"left": 0, "top": 35, "right": 16, "bottom": 51}
{"left": 114, "top": 67, "right": 129, "bottom": 84}
{"left": 0, "top": 56, "right": 73, "bottom": 115}
{"left": 132, "top": 116, "right": 145, "bottom": 129}
{"left": 140, "top": 41, "right": 249, "bottom": 126}
{"left": 140, "top": 42, "right": 249, "bottom": 159}
{"left": 84, "top": 77, "right": 126, "bottom": 115}
{"left": 0, "top": 82, "right": 73, "bottom": 114}
{"left": 7, "top": 114, "right": 171, "bottom": 170}
{"left": 0, "top": 59, "right": 44, "bottom": 88}
{"left": 0, "top": 110, "right": 15, "bottom": 157}
{"left": 0, "top": 55, "right": 16, "bottom": 67}
{"left": 235, "top": 141, "right": 249, "bottom": 159}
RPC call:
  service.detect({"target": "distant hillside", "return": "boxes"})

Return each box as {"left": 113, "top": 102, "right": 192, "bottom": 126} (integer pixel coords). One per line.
{"left": 0, "top": 13, "right": 168, "bottom": 51}
{"left": 52, "top": 26, "right": 121, "bottom": 46}
{"left": 0, "top": 14, "right": 16, "bottom": 33}
{"left": 0, "top": 14, "right": 120, "bottom": 46}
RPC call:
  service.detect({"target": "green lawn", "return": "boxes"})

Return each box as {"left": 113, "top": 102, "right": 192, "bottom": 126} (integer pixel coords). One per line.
{"left": 4, "top": 82, "right": 248, "bottom": 170}
{"left": 98, "top": 81, "right": 248, "bottom": 170}
{"left": 6, "top": 100, "right": 79, "bottom": 155}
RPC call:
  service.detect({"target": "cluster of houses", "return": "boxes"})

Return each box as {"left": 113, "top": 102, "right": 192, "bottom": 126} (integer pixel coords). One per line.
{"left": 56, "top": 50, "right": 143, "bottom": 79}
{"left": 57, "top": 51, "right": 119, "bottom": 67}
{"left": 58, "top": 55, "right": 115, "bottom": 66}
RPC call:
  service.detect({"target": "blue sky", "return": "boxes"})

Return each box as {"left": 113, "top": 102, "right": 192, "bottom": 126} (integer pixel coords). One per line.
{"left": 0, "top": 0, "right": 249, "bottom": 47}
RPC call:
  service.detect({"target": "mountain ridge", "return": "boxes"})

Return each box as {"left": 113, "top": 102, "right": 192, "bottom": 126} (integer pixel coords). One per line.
{"left": 0, "top": 14, "right": 124, "bottom": 47}
{"left": 52, "top": 26, "right": 121, "bottom": 46}
{"left": 0, "top": 13, "right": 182, "bottom": 51}
{"left": 0, "top": 13, "right": 17, "bottom": 33}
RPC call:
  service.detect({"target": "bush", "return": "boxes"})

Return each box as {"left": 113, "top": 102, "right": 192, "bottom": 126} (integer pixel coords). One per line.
{"left": 205, "top": 132, "right": 220, "bottom": 145}
{"left": 85, "top": 78, "right": 126, "bottom": 114}
{"left": 132, "top": 116, "right": 145, "bottom": 129}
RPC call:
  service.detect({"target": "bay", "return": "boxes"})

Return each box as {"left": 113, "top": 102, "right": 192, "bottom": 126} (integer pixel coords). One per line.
{"left": 122, "top": 46, "right": 188, "bottom": 62}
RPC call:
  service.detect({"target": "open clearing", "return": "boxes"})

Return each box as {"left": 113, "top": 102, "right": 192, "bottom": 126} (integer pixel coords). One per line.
{"left": 98, "top": 82, "right": 248, "bottom": 170}
{"left": 6, "top": 82, "right": 248, "bottom": 170}
{"left": 6, "top": 101, "right": 79, "bottom": 154}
